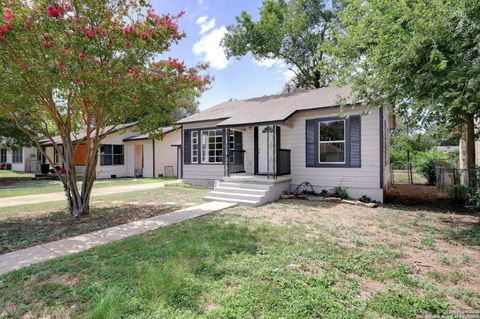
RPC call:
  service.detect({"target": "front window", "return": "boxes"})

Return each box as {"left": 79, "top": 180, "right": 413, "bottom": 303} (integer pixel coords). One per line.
{"left": 12, "top": 148, "right": 23, "bottom": 163}
{"left": 0, "top": 148, "right": 6, "bottom": 163}
{"left": 318, "top": 120, "right": 345, "bottom": 163}
{"left": 100, "top": 144, "right": 124, "bottom": 166}
{"left": 201, "top": 129, "right": 224, "bottom": 163}
{"left": 191, "top": 131, "right": 198, "bottom": 163}
{"left": 54, "top": 148, "right": 62, "bottom": 165}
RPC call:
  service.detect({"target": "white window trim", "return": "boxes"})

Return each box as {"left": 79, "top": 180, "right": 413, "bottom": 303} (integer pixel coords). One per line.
{"left": 318, "top": 120, "right": 346, "bottom": 164}
{"left": 100, "top": 144, "right": 125, "bottom": 166}
{"left": 12, "top": 148, "right": 23, "bottom": 163}
{"left": 201, "top": 129, "right": 224, "bottom": 164}
{"left": 191, "top": 131, "right": 198, "bottom": 163}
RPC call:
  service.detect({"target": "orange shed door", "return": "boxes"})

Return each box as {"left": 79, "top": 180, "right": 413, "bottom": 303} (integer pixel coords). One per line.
{"left": 74, "top": 144, "right": 87, "bottom": 165}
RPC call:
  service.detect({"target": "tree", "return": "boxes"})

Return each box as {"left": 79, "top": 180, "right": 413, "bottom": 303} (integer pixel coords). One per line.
{"left": 0, "top": 0, "right": 209, "bottom": 217}
{"left": 0, "top": 116, "right": 33, "bottom": 147}
{"left": 222, "top": 0, "right": 339, "bottom": 90}
{"left": 335, "top": 0, "right": 480, "bottom": 168}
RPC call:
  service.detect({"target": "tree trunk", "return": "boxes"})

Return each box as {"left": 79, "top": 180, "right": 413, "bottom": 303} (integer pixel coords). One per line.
{"left": 464, "top": 113, "right": 476, "bottom": 169}
{"left": 462, "top": 113, "right": 476, "bottom": 189}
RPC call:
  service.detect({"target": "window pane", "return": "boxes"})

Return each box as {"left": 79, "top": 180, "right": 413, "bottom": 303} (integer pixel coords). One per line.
{"left": 101, "top": 145, "right": 112, "bottom": 155}
{"left": 201, "top": 129, "right": 224, "bottom": 163}
{"left": 113, "top": 154, "right": 124, "bottom": 165}
{"left": 113, "top": 145, "right": 124, "bottom": 155}
{"left": 320, "top": 121, "right": 344, "bottom": 141}
{"left": 101, "top": 154, "right": 112, "bottom": 166}
{"left": 319, "top": 143, "right": 345, "bottom": 163}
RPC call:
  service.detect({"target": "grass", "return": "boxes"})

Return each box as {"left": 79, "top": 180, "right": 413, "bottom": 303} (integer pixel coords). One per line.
{"left": 1, "top": 199, "right": 479, "bottom": 318}
{"left": 0, "top": 170, "right": 19, "bottom": 175}
{"left": 0, "top": 177, "right": 176, "bottom": 198}
{"left": 0, "top": 185, "right": 209, "bottom": 254}
{"left": 392, "top": 169, "right": 427, "bottom": 184}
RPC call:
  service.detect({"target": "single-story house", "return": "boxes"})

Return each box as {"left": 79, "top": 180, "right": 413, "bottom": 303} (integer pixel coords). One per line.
{"left": 177, "top": 86, "right": 392, "bottom": 205}
{"left": 0, "top": 145, "right": 38, "bottom": 172}
{"left": 29, "top": 123, "right": 180, "bottom": 179}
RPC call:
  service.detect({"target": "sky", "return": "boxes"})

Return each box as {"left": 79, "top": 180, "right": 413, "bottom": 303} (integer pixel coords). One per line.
{"left": 150, "top": 0, "right": 293, "bottom": 110}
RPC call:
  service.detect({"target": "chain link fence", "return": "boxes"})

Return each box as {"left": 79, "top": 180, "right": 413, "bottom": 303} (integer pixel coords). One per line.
{"left": 390, "top": 162, "right": 427, "bottom": 184}
{"left": 436, "top": 167, "right": 479, "bottom": 190}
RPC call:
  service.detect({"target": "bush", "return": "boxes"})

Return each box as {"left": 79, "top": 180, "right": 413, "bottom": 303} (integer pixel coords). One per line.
{"left": 333, "top": 187, "right": 349, "bottom": 199}
{"left": 413, "top": 149, "right": 446, "bottom": 185}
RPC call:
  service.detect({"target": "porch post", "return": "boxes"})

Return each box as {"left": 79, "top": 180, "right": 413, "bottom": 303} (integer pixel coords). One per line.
{"left": 266, "top": 125, "right": 270, "bottom": 179}
{"left": 273, "top": 124, "right": 277, "bottom": 179}
{"left": 225, "top": 128, "right": 230, "bottom": 177}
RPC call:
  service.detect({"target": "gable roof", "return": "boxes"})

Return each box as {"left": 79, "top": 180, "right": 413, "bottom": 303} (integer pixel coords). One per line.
{"left": 40, "top": 123, "right": 136, "bottom": 146}
{"left": 122, "top": 126, "right": 176, "bottom": 142}
{"left": 177, "top": 86, "right": 353, "bottom": 127}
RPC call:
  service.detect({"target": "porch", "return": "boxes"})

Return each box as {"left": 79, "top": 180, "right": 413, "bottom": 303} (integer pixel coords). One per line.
{"left": 223, "top": 124, "right": 292, "bottom": 179}
{"left": 205, "top": 124, "right": 293, "bottom": 206}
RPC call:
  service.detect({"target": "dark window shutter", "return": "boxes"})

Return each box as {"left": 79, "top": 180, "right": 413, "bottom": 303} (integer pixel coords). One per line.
{"left": 234, "top": 131, "right": 243, "bottom": 150}
{"left": 184, "top": 129, "right": 191, "bottom": 164}
{"left": 305, "top": 119, "right": 316, "bottom": 167}
{"left": 349, "top": 116, "right": 361, "bottom": 167}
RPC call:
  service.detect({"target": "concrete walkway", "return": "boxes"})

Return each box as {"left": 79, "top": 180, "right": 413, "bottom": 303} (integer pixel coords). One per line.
{"left": 0, "top": 201, "right": 236, "bottom": 275}
{"left": 0, "top": 181, "right": 181, "bottom": 208}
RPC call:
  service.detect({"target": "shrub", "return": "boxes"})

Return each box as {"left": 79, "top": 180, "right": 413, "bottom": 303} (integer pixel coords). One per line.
{"left": 359, "top": 195, "right": 373, "bottom": 203}
{"left": 413, "top": 149, "right": 445, "bottom": 185}
{"left": 334, "top": 187, "right": 349, "bottom": 199}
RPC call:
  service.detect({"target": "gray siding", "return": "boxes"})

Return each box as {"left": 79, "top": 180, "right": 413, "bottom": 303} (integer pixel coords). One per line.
{"left": 283, "top": 107, "right": 384, "bottom": 201}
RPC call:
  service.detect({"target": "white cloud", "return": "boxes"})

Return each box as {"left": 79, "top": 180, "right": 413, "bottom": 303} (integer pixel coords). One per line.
{"left": 193, "top": 26, "right": 230, "bottom": 70}
{"left": 196, "top": 15, "right": 215, "bottom": 35}
{"left": 253, "top": 57, "right": 279, "bottom": 68}
{"left": 284, "top": 68, "right": 296, "bottom": 83}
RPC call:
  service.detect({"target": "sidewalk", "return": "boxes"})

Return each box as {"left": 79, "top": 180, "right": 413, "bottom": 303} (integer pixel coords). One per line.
{"left": 0, "top": 201, "right": 236, "bottom": 275}
{"left": 0, "top": 181, "right": 181, "bottom": 208}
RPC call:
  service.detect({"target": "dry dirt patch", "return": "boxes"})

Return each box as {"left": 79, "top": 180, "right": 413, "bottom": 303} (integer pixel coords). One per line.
{"left": 222, "top": 199, "right": 480, "bottom": 298}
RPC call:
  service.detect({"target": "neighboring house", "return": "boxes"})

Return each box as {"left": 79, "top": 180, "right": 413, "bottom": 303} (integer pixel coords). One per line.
{"left": 37, "top": 124, "right": 180, "bottom": 179}
{"left": 0, "top": 144, "right": 38, "bottom": 172}
{"left": 177, "top": 86, "right": 391, "bottom": 205}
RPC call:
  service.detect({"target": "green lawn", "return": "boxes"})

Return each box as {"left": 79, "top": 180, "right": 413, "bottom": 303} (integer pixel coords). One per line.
{"left": 392, "top": 169, "right": 428, "bottom": 184}
{"left": 0, "top": 177, "right": 176, "bottom": 198}
{"left": 1, "top": 199, "right": 479, "bottom": 318}
{"left": 0, "top": 185, "right": 209, "bottom": 254}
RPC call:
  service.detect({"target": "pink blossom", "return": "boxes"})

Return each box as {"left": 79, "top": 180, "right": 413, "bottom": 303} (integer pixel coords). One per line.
{"left": 125, "top": 41, "right": 131, "bottom": 49}
{"left": 128, "top": 66, "right": 139, "bottom": 74}
{"left": 75, "top": 78, "right": 82, "bottom": 84}
{"left": 79, "top": 52, "right": 86, "bottom": 60}
{"left": 177, "top": 10, "right": 186, "bottom": 18}
{"left": 0, "top": 37, "right": 4, "bottom": 43}
{"left": 61, "top": 48, "right": 70, "bottom": 54}
{"left": 47, "top": 3, "right": 63, "bottom": 18}
{"left": 3, "top": 8, "right": 15, "bottom": 21}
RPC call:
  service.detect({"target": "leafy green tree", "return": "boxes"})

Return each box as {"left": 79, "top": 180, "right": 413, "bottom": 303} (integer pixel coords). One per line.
{"left": 223, "top": 0, "right": 338, "bottom": 90}
{"left": 335, "top": 0, "right": 480, "bottom": 168}
{"left": 0, "top": 0, "right": 209, "bottom": 217}
{"left": 0, "top": 116, "right": 33, "bottom": 147}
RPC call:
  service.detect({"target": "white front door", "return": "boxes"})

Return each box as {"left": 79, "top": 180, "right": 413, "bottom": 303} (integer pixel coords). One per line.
{"left": 257, "top": 125, "right": 275, "bottom": 174}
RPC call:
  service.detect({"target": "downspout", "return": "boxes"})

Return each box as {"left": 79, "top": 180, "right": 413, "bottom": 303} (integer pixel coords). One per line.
{"left": 152, "top": 139, "right": 156, "bottom": 178}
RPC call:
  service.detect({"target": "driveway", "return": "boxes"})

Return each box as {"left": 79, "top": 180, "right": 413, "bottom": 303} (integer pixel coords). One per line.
{"left": 0, "top": 181, "right": 181, "bottom": 208}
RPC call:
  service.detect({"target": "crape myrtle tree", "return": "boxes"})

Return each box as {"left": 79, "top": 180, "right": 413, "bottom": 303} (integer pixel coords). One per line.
{"left": 335, "top": 0, "right": 480, "bottom": 168}
{"left": 0, "top": 0, "right": 210, "bottom": 218}
{"left": 222, "top": 0, "right": 340, "bottom": 90}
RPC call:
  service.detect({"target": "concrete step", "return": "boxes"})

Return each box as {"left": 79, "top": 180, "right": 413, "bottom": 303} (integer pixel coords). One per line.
{"left": 220, "top": 182, "right": 271, "bottom": 191}
{"left": 203, "top": 196, "right": 260, "bottom": 206}
{"left": 214, "top": 186, "right": 267, "bottom": 195}
{"left": 207, "top": 191, "right": 264, "bottom": 201}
